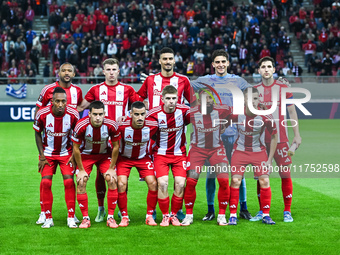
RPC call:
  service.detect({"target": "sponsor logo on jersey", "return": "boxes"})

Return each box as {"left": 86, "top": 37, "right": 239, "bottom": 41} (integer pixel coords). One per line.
{"left": 197, "top": 126, "right": 219, "bottom": 133}
{"left": 153, "top": 89, "right": 162, "bottom": 96}
{"left": 87, "top": 140, "right": 105, "bottom": 144}
{"left": 160, "top": 126, "right": 183, "bottom": 132}
{"left": 46, "top": 130, "right": 69, "bottom": 137}
{"left": 126, "top": 141, "right": 147, "bottom": 146}
{"left": 239, "top": 129, "right": 261, "bottom": 136}
{"left": 101, "top": 100, "right": 124, "bottom": 106}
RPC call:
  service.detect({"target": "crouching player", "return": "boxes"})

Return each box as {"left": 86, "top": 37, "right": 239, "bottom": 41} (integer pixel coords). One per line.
{"left": 182, "top": 89, "right": 231, "bottom": 226}
{"left": 72, "top": 101, "right": 121, "bottom": 228}
{"left": 228, "top": 87, "right": 278, "bottom": 225}
{"left": 117, "top": 101, "right": 159, "bottom": 227}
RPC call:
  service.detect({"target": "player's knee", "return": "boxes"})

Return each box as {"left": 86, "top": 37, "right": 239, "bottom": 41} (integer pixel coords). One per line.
{"left": 147, "top": 179, "right": 158, "bottom": 191}
{"left": 175, "top": 180, "right": 185, "bottom": 193}
{"left": 187, "top": 170, "right": 199, "bottom": 180}
{"left": 41, "top": 178, "right": 52, "bottom": 189}
{"left": 231, "top": 176, "right": 242, "bottom": 187}
{"left": 258, "top": 176, "right": 270, "bottom": 188}
{"left": 117, "top": 180, "right": 127, "bottom": 192}
{"left": 63, "top": 178, "right": 75, "bottom": 189}
{"left": 158, "top": 179, "right": 168, "bottom": 192}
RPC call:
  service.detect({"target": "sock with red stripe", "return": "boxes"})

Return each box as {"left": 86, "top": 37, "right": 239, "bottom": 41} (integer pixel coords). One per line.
{"left": 107, "top": 189, "right": 118, "bottom": 216}
{"left": 63, "top": 178, "right": 75, "bottom": 218}
{"left": 146, "top": 190, "right": 158, "bottom": 216}
{"left": 217, "top": 175, "right": 230, "bottom": 215}
{"left": 257, "top": 180, "right": 261, "bottom": 210}
{"left": 229, "top": 187, "right": 240, "bottom": 214}
{"left": 281, "top": 178, "right": 293, "bottom": 212}
{"left": 77, "top": 193, "right": 89, "bottom": 217}
{"left": 260, "top": 187, "right": 272, "bottom": 214}
{"left": 184, "top": 177, "right": 198, "bottom": 215}
{"left": 118, "top": 191, "right": 128, "bottom": 217}
{"left": 171, "top": 194, "right": 183, "bottom": 216}
{"left": 41, "top": 179, "right": 53, "bottom": 219}
{"left": 158, "top": 197, "right": 170, "bottom": 216}
{"left": 95, "top": 171, "right": 106, "bottom": 207}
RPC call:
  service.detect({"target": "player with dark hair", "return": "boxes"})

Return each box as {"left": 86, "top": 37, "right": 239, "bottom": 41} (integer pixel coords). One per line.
{"left": 252, "top": 56, "right": 301, "bottom": 223}
{"left": 228, "top": 87, "right": 278, "bottom": 225}
{"left": 182, "top": 89, "right": 232, "bottom": 226}
{"left": 33, "top": 87, "right": 80, "bottom": 228}
{"left": 138, "top": 47, "right": 196, "bottom": 110}
{"left": 35, "top": 62, "right": 82, "bottom": 225}
{"left": 77, "top": 58, "right": 142, "bottom": 223}
{"left": 117, "top": 101, "right": 159, "bottom": 227}
{"left": 72, "top": 100, "right": 121, "bottom": 228}
{"left": 191, "top": 49, "right": 252, "bottom": 221}
{"left": 146, "top": 85, "right": 190, "bottom": 226}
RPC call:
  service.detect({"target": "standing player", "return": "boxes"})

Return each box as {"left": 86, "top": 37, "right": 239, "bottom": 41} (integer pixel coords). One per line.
{"left": 35, "top": 62, "right": 82, "bottom": 225}
{"left": 138, "top": 47, "right": 196, "bottom": 220}
{"left": 146, "top": 86, "right": 190, "bottom": 227}
{"left": 182, "top": 89, "right": 231, "bottom": 226}
{"left": 253, "top": 56, "right": 302, "bottom": 222}
{"left": 137, "top": 47, "right": 197, "bottom": 110}
{"left": 33, "top": 87, "right": 80, "bottom": 228}
{"left": 228, "top": 87, "right": 278, "bottom": 225}
{"left": 77, "top": 58, "right": 142, "bottom": 223}
{"left": 117, "top": 101, "right": 159, "bottom": 227}
{"left": 72, "top": 101, "right": 121, "bottom": 229}
{"left": 191, "top": 49, "right": 252, "bottom": 221}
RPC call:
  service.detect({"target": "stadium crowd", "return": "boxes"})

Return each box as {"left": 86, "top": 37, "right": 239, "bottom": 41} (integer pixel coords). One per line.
{"left": 1, "top": 0, "right": 340, "bottom": 85}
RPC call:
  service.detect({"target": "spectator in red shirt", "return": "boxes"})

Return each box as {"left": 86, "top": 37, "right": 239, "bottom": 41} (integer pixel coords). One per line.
{"left": 71, "top": 17, "right": 82, "bottom": 32}
{"left": 260, "top": 45, "right": 271, "bottom": 59}
{"left": 173, "top": 5, "right": 182, "bottom": 19}
{"left": 121, "top": 34, "right": 131, "bottom": 57}
{"left": 299, "top": 7, "right": 307, "bottom": 22}
{"left": 139, "top": 32, "right": 148, "bottom": 49}
{"left": 106, "top": 21, "right": 115, "bottom": 37}
{"left": 319, "top": 27, "right": 328, "bottom": 43}
{"left": 82, "top": 17, "right": 90, "bottom": 33}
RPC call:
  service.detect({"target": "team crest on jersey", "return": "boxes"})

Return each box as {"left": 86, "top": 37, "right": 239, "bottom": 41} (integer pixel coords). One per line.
{"left": 117, "top": 90, "right": 123, "bottom": 101}
{"left": 265, "top": 90, "right": 270, "bottom": 95}
{"left": 38, "top": 95, "right": 43, "bottom": 102}
{"left": 170, "top": 83, "right": 178, "bottom": 89}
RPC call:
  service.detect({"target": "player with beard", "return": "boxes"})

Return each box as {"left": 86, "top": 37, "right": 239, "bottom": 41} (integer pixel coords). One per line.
{"left": 35, "top": 63, "right": 82, "bottom": 225}
{"left": 182, "top": 89, "right": 232, "bottom": 226}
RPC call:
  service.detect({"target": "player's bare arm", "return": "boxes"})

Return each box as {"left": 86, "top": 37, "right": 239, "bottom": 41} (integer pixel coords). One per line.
{"left": 77, "top": 99, "right": 91, "bottom": 113}
{"left": 266, "top": 133, "right": 278, "bottom": 169}
{"left": 287, "top": 104, "right": 302, "bottom": 148}
{"left": 35, "top": 131, "right": 51, "bottom": 172}
{"left": 105, "top": 140, "right": 119, "bottom": 184}
{"left": 73, "top": 143, "right": 88, "bottom": 186}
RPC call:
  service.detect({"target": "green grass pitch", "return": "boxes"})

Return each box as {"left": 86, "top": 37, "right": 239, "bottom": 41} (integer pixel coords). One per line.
{"left": 0, "top": 120, "right": 339, "bottom": 254}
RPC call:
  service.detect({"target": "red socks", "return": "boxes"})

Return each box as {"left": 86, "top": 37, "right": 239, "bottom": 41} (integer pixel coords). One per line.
{"left": 41, "top": 179, "right": 53, "bottom": 219}
{"left": 63, "top": 179, "right": 75, "bottom": 218}
{"left": 95, "top": 171, "right": 106, "bottom": 207}
{"left": 158, "top": 197, "right": 170, "bottom": 215}
{"left": 118, "top": 191, "right": 128, "bottom": 217}
{"left": 184, "top": 178, "right": 198, "bottom": 214}
{"left": 146, "top": 190, "right": 158, "bottom": 215}
{"left": 77, "top": 193, "right": 89, "bottom": 217}
{"left": 217, "top": 176, "right": 230, "bottom": 215}
{"left": 281, "top": 178, "right": 293, "bottom": 212}
{"left": 260, "top": 187, "right": 272, "bottom": 214}
{"left": 107, "top": 189, "right": 118, "bottom": 216}
{"left": 229, "top": 187, "right": 240, "bottom": 214}
{"left": 170, "top": 194, "right": 183, "bottom": 215}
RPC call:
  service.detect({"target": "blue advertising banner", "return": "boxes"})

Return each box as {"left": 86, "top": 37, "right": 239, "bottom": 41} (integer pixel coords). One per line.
{"left": 0, "top": 104, "right": 36, "bottom": 122}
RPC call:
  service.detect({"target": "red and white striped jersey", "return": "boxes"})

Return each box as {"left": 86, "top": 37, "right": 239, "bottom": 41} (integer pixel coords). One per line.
{"left": 230, "top": 113, "right": 277, "bottom": 152}
{"left": 191, "top": 104, "right": 232, "bottom": 149}
{"left": 119, "top": 117, "right": 158, "bottom": 159}
{"left": 85, "top": 81, "right": 142, "bottom": 121}
{"left": 72, "top": 117, "right": 121, "bottom": 155}
{"left": 137, "top": 72, "right": 196, "bottom": 109}
{"left": 36, "top": 81, "right": 83, "bottom": 108}
{"left": 254, "top": 80, "right": 293, "bottom": 143}
{"left": 33, "top": 105, "right": 80, "bottom": 157}
{"left": 147, "top": 104, "right": 190, "bottom": 156}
